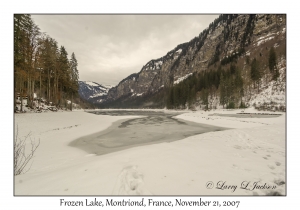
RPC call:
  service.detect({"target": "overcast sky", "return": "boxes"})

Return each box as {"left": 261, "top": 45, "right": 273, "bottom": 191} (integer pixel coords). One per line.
{"left": 31, "top": 15, "right": 218, "bottom": 86}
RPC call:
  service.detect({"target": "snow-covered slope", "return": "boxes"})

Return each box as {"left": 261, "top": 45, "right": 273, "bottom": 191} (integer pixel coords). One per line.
{"left": 78, "top": 81, "right": 112, "bottom": 103}
{"left": 247, "top": 58, "right": 286, "bottom": 111}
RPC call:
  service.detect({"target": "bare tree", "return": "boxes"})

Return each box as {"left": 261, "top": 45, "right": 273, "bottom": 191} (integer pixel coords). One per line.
{"left": 14, "top": 126, "right": 40, "bottom": 176}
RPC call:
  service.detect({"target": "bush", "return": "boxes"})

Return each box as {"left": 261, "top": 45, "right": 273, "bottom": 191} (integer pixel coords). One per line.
{"left": 227, "top": 101, "right": 235, "bottom": 109}
{"left": 239, "top": 101, "right": 247, "bottom": 108}
{"left": 14, "top": 126, "right": 40, "bottom": 176}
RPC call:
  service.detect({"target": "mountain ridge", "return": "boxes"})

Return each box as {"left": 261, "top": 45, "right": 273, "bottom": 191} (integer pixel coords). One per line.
{"left": 83, "top": 14, "right": 286, "bottom": 110}
{"left": 78, "top": 81, "right": 112, "bottom": 103}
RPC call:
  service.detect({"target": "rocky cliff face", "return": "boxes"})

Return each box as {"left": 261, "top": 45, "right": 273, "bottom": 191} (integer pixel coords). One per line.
{"left": 103, "top": 14, "right": 286, "bottom": 106}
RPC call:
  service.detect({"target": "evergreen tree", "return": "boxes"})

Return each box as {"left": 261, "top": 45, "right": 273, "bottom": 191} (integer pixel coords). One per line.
{"left": 70, "top": 52, "right": 79, "bottom": 111}
{"left": 230, "top": 64, "right": 236, "bottom": 75}
{"left": 234, "top": 68, "right": 244, "bottom": 103}
{"left": 40, "top": 37, "right": 58, "bottom": 102}
{"left": 269, "top": 46, "right": 278, "bottom": 80}
{"left": 188, "top": 87, "right": 196, "bottom": 109}
{"left": 14, "top": 14, "right": 40, "bottom": 110}
{"left": 227, "top": 76, "right": 235, "bottom": 107}
{"left": 14, "top": 15, "right": 80, "bottom": 111}
{"left": 201, "top": 88, "right": 209, "bottom": 109}
{"left": 251, "top": 58, "right": 261, "bottom": 91}
{"left": 167, "top": 87, "right": 174, "bottom": 109}
{"left": 219, "top": 73, "right": 226, "bottom": 107}
{"left": 58, "top": 46, "right": 70, "bottom": 104}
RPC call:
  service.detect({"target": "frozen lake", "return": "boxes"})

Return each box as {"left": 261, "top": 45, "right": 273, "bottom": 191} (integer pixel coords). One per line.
{"left": 208, "top": 113, "right": 282, "bottom": 118}
{"left": 69, "top": 110, "right": 228, "bottom": 155}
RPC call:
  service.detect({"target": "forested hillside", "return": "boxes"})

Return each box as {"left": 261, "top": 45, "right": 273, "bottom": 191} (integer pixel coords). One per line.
{"left": 14, "top": 14, "right": 86, "bottom": 111}
{"left": 100, "top": 14, "right": 286, "bottom": 111}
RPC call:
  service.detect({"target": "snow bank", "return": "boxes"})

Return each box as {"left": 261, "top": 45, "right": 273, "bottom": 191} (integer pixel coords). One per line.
{"left": 14, "top": 109, "right": 285, "bottom": 196}
{"left": 175, "top": 108, "right": 285, "bottom": 129}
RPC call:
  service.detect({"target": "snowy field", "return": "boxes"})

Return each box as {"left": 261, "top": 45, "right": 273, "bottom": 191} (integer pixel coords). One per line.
{"left": 14, "top": 108, "right": 285, "bottom": 196}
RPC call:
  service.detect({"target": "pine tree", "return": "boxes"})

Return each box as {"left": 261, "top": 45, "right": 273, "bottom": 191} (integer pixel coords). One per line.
{"left": 219, "top": 73, "right": 226, "bottom": 107}
{"left": 201, "top": 88, "right": 209, "bottom": 110}
{"left": 70, "top": 52, "right": 79, "bottom": 111}
{"left": 14, "top": 15, "right": 80, "bottom": 112}
{"left": 40, "top": 37, "right": 58, "bottom": 103}
{"left": 14, "top": 14, "right": 41, "bottom": 111}
{"left": 269, "top": 46, "right": 278, "bottom": 80}
{"left": 167, "top": 87, "right": 174, "bottom": 109}
{"left": 188, "top": 87, "right": 196, "bottom": 109}
{"left": 251, "top": 58, "right": 261, "bottom": 92}
{"left": 58, "top": 46, "right": 70, "bottom": 106}
{"left": 234, "top": 68, "right": 244, "bottom": 103}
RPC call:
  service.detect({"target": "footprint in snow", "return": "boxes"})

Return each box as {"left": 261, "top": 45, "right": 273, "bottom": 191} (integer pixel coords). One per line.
{"left": 268, "top": 164, "right": 275, "bottom": 170}
{"left": 112, "top": 165, "right": 152, "bottom": 195}
{"left": 275, "top": 162, "right": 281, "bottom": 166}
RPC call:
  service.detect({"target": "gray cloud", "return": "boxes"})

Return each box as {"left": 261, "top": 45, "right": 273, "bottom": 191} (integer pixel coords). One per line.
{"left": 31, "top": 15, "right": 219, "bottom": 86}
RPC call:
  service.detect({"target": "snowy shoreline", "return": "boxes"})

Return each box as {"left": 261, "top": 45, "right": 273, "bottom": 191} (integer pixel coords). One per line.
{"left": 14, "top": 109, "right": 285, "bottom": 195}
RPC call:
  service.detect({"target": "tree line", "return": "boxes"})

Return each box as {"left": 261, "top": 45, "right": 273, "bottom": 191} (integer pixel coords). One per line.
{"left": 166, "top": 46, "right": 279, "bottom": 110}
{"left": 14, "top": 14, "right": 79, "bottom": 111}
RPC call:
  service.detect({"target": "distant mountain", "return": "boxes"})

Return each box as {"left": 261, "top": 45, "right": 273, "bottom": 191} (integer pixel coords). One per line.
{"left": 78, "top": 81, "right": 112, "bottom": 103}
{"left": 99, "top": 14, "right": 286, "bottom": 110}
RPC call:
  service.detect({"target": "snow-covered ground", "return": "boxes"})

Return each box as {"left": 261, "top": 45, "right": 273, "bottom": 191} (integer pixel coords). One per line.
{"left": 248, "top": 57, "right": 286, "bottom": 108}
{"left": 14, "top": 108, "right": 285, "bottom": 196}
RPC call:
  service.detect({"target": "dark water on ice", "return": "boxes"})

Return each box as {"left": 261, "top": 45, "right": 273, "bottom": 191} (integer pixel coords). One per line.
{"left": 208, "top": 113, "right": 281, "bottom": 118}
{"left": 69, "top": 110, "right": 228, "bottom": 155}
